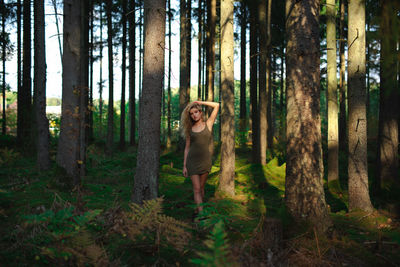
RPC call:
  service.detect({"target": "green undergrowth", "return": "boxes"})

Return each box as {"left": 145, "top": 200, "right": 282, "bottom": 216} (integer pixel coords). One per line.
{"left": 0, "top": 139, "right": 400, "bottom": 266}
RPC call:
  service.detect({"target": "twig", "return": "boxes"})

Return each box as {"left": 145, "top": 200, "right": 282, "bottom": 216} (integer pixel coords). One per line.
{"left": 313, "top": 227, "right": 321, "bottom": 260}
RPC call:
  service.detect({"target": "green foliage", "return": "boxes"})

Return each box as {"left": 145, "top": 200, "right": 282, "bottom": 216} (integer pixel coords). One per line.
{"left": 191, "top": 220, "right": 232, "bottom": 266}
{"left": 0, "top": 147, "right": 20, "bottom": 166}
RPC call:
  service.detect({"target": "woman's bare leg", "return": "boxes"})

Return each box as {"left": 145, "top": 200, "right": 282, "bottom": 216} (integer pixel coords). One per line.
{"left": 199, "top": 172, "right": 209, "bottom": 200}
{"left": 191, "top": 175, "right": 203, "bottom": 212}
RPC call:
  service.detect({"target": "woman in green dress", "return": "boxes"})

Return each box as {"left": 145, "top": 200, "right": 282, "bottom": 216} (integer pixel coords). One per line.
{"left": 181, "top": 101, "right": 219, "bottom": 217}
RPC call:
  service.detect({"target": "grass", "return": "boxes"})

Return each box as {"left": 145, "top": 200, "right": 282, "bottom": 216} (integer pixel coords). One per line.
{"left": 0, "top": 138, "right": 400, "bottom": 266}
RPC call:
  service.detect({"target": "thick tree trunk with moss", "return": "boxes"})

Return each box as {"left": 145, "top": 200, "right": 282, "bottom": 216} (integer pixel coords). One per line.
{"left": 327, "top": 0, "right": 339, "bottom": 189}
{"left": 377, "top": 0, "right": 399, "bottom": 191}
{"left": 132, "top": 0, "right": 166, "bottom": 203}
{"left": 285, "top": 0, "right": 330, "bottom": 232}
{"left": 219, "top": 0, "right": 235, "bottom": 196}
{"left": 347, "top": 0, "right": 373, "bottom": 212}
{"left": 57, "top": 0, "right": 88, "bottom": 185}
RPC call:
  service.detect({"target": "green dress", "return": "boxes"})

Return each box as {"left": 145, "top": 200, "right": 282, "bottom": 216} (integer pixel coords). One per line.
{"left": 186, "top": 126, "right": 212, "bottom": 176}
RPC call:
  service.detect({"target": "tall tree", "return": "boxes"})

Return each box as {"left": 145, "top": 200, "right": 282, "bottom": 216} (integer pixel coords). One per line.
{"left": 327, "top": 0, "right": 339, "bottom": 189}
{"left": 34, "top": 0, "right": 50, "bottom": 170}
{"left": 197, "top": 0, "right": 203, "bottom": 100}
{"left": 1, "top": 0, "right": 7, "bottom": 135}
{"left": 18, "top": 0, "right": 32, "bottom": 148}
{"left": 106, "top": 0, "right": 114, "bottom": 154}
{"left": 99, "top": 3, "right": 104, "bottom": 138}
{"left": 206, "top": 0, "right": 216, "bottom": 111}
{"left": 120, "top": 0, "right": 127, "bottom": 149}
{"left": 338, "top": 0, "right": 347, "bottom": 154}
{"left": 57, "top": 0, "right": 89, "bottom": 185}
{"left": 219, "top": 0, "right": 235, "bottom": 196}
{"left": 132, "top": 0, "right": 166, "bottom": 203}
{"left": 128, "top": 0, "right": 136, "bottom": 145}
{"left": 166, "top": 0, "right": 172, "bottom": 149}
{"left": 258, "top": 0, "right": 268, "bottom": 165}
{"left": 377, "top": 0, "right": 399, "bottom": 191}
{"left": 347, "top": 0, "right": 373, "bottom": 212}
{"left": 285, "top": 0, "right": 330, "bottom": 231}
{"left": 88, "top": 0, "right": 94, "bottom": 142}
{"left": 179, "top": 0, "right": 188, "bottom": 114}
{"left": 249, "top": 0, "right": 259, "bottom": 163}
{"left": 239, "top": 1, "right": 247, "bottom": 140}
{"left": 50, "top": 0, "right": 62, "bottom": 65}
{"left": 16, "top": 0, "right": 22, "bottom": 134}
{"left": 186, "top": 0, "right": 191, "bottom": 98}
{"left": 266, "top": 0, "right": 273, "bottom": 150}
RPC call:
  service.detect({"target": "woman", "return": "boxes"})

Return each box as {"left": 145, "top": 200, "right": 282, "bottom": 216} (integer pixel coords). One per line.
{"left": 181, "top": 100, "right": 219, "bottom": 219}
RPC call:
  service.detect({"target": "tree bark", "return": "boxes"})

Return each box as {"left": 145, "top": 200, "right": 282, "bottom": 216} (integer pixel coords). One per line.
{"left": 327, "top": 0, "right": 339, "bottom": 188}
{"left": 18, "top": 0, "right": 32, "bottom": 148}
{"left": 99, "top": 4, "right": 104, "bottom": 139}
{"left": 219, "top": 0, "right": 235, "bottom": 196}
{"left": 34, "top": 0, "right": 50, "bottom": 170}
{"left": 258, "top": 0, "right": 268, "bottom": 165}
{"left": 266, "top": 0, "right": 273, "bottom": 150}
{"left": 198, "top": 0, "right": 203, "bottom": 100}
{"left": 2, "top": 0, "right": 6, "bottom": 135}
{"left": 132, "top": 0, "right": 166, "bottom": 203}
{"left": 347, "top": 0, "right": 373, "bottom": 212}
{"left": 129, "top": 0, "right": 136, "bottom": 146}
{"left": 166, "top": 0, "right": 172, "bottom": 149}
{"left": 179, "top": 0, "right": 188, "bottom": 114}
{"left": 206, "top": 0, "right": 216, "bottom": 109}
{"left": 57, "top": 0, "right": 88, "bottom": 185}
{"left": 106, "top": 0, "right": 114, "bottom": 154}
{"left": 249, "top": 1, "right": 259, "bottom": 163}
{"left": 239, "top": 1, "right": 247, "bottom": 141}
{"left": 285, "top": 0, "right": 330, "bottom": 232}
{"left": 339, "top": 0, "right": 347, "bottom": 155}
{"left": 377, "top": 0, "right": 399, "bottom": 191}
{"left": 120, "top": 0, "right": 127, "bottom": 149}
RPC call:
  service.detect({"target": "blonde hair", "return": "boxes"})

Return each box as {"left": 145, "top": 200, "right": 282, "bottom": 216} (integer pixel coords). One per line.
{"left": 180, "top": 102, "right": 204, "bottom": 138}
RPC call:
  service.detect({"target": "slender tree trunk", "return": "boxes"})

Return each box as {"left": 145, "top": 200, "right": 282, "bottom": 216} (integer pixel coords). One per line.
{"left": 166, "top": 0, "right": 172, "bottom": 149}
{"left": 179, "top": 0, "right": 188, "bottom": 114}
{"left": 18, "top": 0, "right": 32, "bottom": 148}
{"left": 99, "top": 5, "right": 104, "bottom": 139}
{"left": 89, "top": 0, "right": 94, "bottom": 142}
{"left": 132, "top": 0, "right": 166, "bottom": 203}
{"left": 339, "top": 0, "right": 347, "bottom": 154}
{"left": 377, "top": 0, "right": 399, "bottom": 191}
{"left": 186, "top": 0, "right": 191, "bottom": 100}
{"left": 206, "top": 0, "right": 216, "bottom": 109}
{"left": 120, "top": 0, "right": 127, "bottom": 149}
{"left": 34, "top": 0, "right": 50, "bottom": 170}
{"left": 57, "top": 0, "right": 87, "bottom": 185}
{"left": 219, "top": 0, "right": 235, "bottom": 196}
{"left": 51, "top": 0, "right": 63, "bottom": 65}
{"left": 266, "top": 0, "right": 272, "bottom": 150}
{"left": 106, "top": 0, "right": 114, "bottom": 154}
{"left": 285, "top": 0, "right": 330, "bottom": 232}
{"left": 16, "top": 0, "right": 22, "bottom": 135}
{"left": 250, "top": 1, "right": 259, "bottom": 163}
{"left": 327, "top": 0, "right": 339, "bottom": 188}
{"left": 258, "top": 0, "right": 268, "bottom": 165}
{"left": 239, "top": 1, "right": 247, "bottom": 140}
{"left": 2, "top": 0, "right": 6, "bottom": 135}
{"left": 129, "top": 0, "right": 136, "bottom": 145}
{"left": 347, "top": 0, "right": 373, "bottom": 212}
{"left": 198, "top": 0, "right": 202, "bottom": 100}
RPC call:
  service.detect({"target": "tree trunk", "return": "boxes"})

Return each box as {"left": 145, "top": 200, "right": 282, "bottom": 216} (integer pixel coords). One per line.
{"left": 166, "top": 0, "right": 172, "bottom": 149}
{"left": 347, "top": 0, "right": 373, "bottom": 212}
{"left": 120, "top": 0, "right": 127, "bottom": 149}
{"left": 132, "top": 0, "right": 166, "bottom": 203}
{"left": 249, "top": 1, "right": 259, "bottom": 163}
{"left": 219, "top": 0, "right": 235, "bottom": 196}
{"left": 18, "top": 0, "right": 32, "bottom": 148}
{"left": 339, "top": 0, "right": 347, "bottom": 155}
{"left": 57, "top": 0, "right": 88, "bottom": 185}
{"left": 186, "top": 0, "right": 191, "bottom": 100}
{"left": 179, "top": 0, "right": 188, "bottom": 114}
{"left": 377, "top": 0, "right": 399, "bottom": 191}
{"left": 16, "top": 0, "right": 22, "bottom": 135}
{"left": 2, "top": 0, "right": 6, "bottom": 135}
{"left": 258, "top": 0, "right": 268, "bottom": 165}
{"left": 266, "top": 0, "right": 272, "bottom": 150}
{"left": 106, "top": 0, "right": 114, "bottom": 155}
{"left": 50, "top": 0, "right": 63, "bottom": 65}
{"left": 327, "top": 0, "right": 339, "bottom": 189}
{"left": 34, "top": 0, "right": 50, "bottom": 170}
{"left": 239, "top": 1, "right": 247, "bottom": 141}
{"left": 89, "top": 0, "right": 94, "bottom": 142}
{"left": 129, "top": 0, "right": 136, "bottom": 146}
{"left": 99, "top": 4, "right": 104, "bottom": 139}
{"left": 285, "top": 0, "right": 330, "bottom": 232}
{"left": 206, "top": 0, "right": 216, "bottom": 109}
{"left": 198, "top": 0, "right": 203, "bottom": 100}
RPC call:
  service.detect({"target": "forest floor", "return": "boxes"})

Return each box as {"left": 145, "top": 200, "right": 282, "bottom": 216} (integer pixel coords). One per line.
{"left": 0, "top": 136, "right": 400, "bottom": 266}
